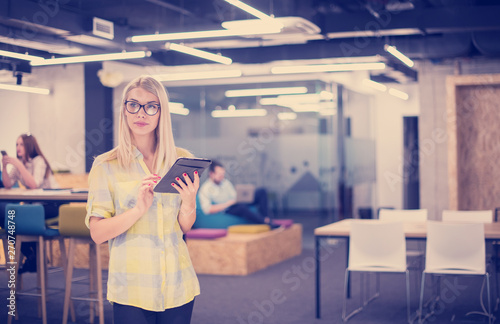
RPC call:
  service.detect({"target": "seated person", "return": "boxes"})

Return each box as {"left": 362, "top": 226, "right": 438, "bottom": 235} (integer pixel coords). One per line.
{"left": 1, "top": 133, "right": 59, "bottom": 273}
{"left": 198, "top": 160, "right": 277, "bottom": 228}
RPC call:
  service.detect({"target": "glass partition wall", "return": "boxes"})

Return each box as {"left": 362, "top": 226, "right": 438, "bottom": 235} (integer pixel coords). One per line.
{"left": 167, "top": 80, "right": 375, "bottom": 220}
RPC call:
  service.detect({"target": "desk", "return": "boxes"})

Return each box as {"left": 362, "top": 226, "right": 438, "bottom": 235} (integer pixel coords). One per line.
{"left": 0, "top": 188, "right": 87, "bottom": 204}
{"left": 314, "top": 219, "right": 500, "bottom": 318}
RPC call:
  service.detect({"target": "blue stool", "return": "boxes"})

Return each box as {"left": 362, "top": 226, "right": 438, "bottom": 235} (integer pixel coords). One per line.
{"left": 5, "top": 203, "right": 66, "bottom": 324}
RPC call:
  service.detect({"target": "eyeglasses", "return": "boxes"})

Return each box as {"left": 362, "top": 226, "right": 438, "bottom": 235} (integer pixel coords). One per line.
{"left": 124, "top": 100, "right": 160, "bottom": 116}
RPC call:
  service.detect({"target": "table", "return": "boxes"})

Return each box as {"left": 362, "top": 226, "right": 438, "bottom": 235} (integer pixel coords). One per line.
{"left": 314, "top": 218, "right": 500, "bottom": 319}
{"left": 0, "top": 188, "right": 88, "bottom": 204}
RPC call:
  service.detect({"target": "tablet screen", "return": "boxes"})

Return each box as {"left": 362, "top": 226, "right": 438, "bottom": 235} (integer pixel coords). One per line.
{"left": 153, "top": 157, "right": 212, "bottom": 193}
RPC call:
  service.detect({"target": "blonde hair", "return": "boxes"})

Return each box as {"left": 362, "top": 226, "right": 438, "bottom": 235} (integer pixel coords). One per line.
{"left": 96, "top": 75, "right": 178, "bottom": 175}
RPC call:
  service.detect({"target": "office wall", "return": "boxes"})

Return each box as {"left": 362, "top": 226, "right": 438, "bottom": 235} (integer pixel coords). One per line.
{"left": 0, "top": 64, "right": 85, "bottom": 175}
{"left": 418, "top": 58, "right": 500, "bottom": 220}
{"left": 30, "top": 64, "right": 85, "bottom": 173}
{"left": 0, "top": 91, "right": 30, "bottom": 157}
{"left": 374, "top": 84, "right": 420, "bottom": 211}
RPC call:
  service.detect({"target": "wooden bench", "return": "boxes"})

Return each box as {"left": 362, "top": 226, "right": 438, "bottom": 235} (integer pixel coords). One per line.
{"left": 186, "top": 223, "right": 302, "bottom": 275}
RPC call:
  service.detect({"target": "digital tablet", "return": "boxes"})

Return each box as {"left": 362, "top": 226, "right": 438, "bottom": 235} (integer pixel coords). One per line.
{"left": 153, "top": 157, "right": 212, "bottom": 193}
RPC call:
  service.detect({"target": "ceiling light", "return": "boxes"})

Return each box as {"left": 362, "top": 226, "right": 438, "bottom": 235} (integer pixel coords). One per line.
{"left": 319, "top": 91, "right": 335, "bottom": 100}
{"left": 224, "top": 0, "right": 275, "bottom": 20}
{"left": 166, "top": 43, "right": 232, "bottom": 65}
{"left": 169, "top": 102, "right": 190, "bottom": 115}
{"left": 271, "top": 62, "right": 386, "bottom": 74}
{"left": 0, "top": 50, "right": 44, "bottom": 62}
{"left": 211, "top": 108, "right": 267, "bottom": 118}
{"left": 221, "top": 19, "right": 284, "bottom": 31}
{"left": 154, "top": 69, "right": 242, "bottom": 82}
{"left": 362, "top": 79, "right": 387, "bottom": 92}
{"left": 225, "top": 86, "right": 307, "bottom": 97}
{"left": 384, "top": 45, "right": 414, "bottom": 68}
{"left": 260, "top": 93, "right": 329, "bottom": 106}
{"left": 326, "top": 28, "right": 421, "bottom": 39}
{"left": 388, "top": 88, "right": 409, "bottom": 100}
{"left": 129, "top": 27, "right": 281, "bottom": 42}
{"left": 0, "top": 36, "right": 83, "bottom": 55}
{"left": 277, "top": 112, "right": 297, "bottom": 120}
{"left": 30, "top": 51, "right": 150, "bottom": 66}
{"left": 0, "top": 83, "right": 50, "bottom": 95}
{"left": 287, "top": 105, "right": 321, "bottom": 112}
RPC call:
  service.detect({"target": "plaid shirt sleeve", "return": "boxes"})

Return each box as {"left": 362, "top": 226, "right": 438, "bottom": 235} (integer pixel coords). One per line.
{"left": 85, "top": 161, "right": 114, "bottom": 228}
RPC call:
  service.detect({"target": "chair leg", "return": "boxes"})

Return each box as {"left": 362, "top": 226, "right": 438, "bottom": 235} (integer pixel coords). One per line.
{"left": 38, "top": 236, "right": 47, "bottom": 324}
{"left": 7, "top": 236, "right": 23, "bottom": 324}
{"left": 342, "top": 269, "right": 349, "bottom": 321}
{"left": 95, "top": 242, "right": 104, "bottom": 324}
{"left": 63, "top": 239, "right": 76, "bottom": 324}
{"left": 486, "top": 273, "right": 492, "bottom": 324}
{"left": 343, "top": 270, "right": 364, "bottom": 322}
{"left": 89, "top": 243, "right": 96, "bottom": 323}
{"left": 406, "top": 270, "right": 411, "bottom": 324}
{"left": 418, "top": 272, "right": 426, "bottom": 324}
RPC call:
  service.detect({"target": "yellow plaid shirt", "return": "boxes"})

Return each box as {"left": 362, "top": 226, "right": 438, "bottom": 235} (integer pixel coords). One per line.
{"left": 85, "top": 147, "right": 200, "bottom": 311}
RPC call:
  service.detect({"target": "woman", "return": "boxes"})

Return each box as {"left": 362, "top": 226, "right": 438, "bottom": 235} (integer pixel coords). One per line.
{"left": 1, "top": 133, "right": 58, "bottom": 190}
{"left": 86, "top": 75, "right": 199, "bottom": 324}
{"left": 1, "top": 133, "right": 59, "bottom": 273}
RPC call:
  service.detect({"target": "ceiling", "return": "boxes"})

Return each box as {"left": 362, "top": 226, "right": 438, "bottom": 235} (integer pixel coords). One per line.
{"left": 1, "top": 0, "right": 500, "bottom": 85}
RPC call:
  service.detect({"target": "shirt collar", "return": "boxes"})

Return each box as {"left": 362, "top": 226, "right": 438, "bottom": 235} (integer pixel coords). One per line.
{"left": 133, "top": 146, "right": 143, "bottom": 158}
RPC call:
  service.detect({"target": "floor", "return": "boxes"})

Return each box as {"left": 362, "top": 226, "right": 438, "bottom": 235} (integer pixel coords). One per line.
{"left": 0, "top": 211, "right": 498, "bottom": 323}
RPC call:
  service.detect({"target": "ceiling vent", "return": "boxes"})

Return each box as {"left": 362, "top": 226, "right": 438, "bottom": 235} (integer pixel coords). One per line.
{"left": 93, "top": 17, "right": 114, "bottom": 40}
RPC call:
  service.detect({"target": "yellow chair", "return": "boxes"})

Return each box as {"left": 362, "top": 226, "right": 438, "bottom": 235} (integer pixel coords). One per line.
{"left": 58, "top": 204, "right": 105, "bottom": 324}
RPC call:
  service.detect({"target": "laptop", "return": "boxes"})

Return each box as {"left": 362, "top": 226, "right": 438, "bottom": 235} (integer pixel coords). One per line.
{"left": 235, "top": 184, "right": 256, "bottom": 203}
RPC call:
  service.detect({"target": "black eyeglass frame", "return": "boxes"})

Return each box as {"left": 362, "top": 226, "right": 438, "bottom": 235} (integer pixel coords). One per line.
{"left": 124, "top": 100, "right": 161, "bottom": 116}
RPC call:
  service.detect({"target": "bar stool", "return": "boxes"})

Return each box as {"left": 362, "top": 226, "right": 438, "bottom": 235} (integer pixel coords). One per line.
{"left": 59, "top": 204, "right": 105, "bottom": 324}
{"left": 5, "top": 203, "right": 66, "bottom": 324}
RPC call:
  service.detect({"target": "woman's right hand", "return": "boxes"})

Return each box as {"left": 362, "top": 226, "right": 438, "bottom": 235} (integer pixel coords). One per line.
{"left": 2, "top": 156, "right": 21, "bottom": 168}
{"left": 134, "top": 174, "right": 161, "bottom": 215}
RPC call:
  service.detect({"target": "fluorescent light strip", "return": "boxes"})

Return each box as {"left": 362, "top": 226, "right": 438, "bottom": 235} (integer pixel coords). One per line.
{"left": 130, "top": 27, "right": 280, "bottom": 42}
{"left": 0, "top": 83, "right": 50, "bottom": 95}
{"left": 211, "top": 108, "right": 267, "bottom": 118}
{"left": 221, "top": 19, "right": 284, "bottom": 31}
{"left": 288, "top": 105, "right": 321, "bottom": 112}
{"left": 384, "top": 45, "right": 414, "bottom": 68}
{"left": 271, "top": 62, "right": 386, "bottom": 74}
{"left": 224, "top": 0, "right": 275, "bottom": 20}
{"left": 30, "top": 51, "right": 150, "bottom": 66}
{"left": 169, "top": 102, "right": 190, "bottom": 115}
{"left": 166, "top": 43, "right": 232, "bottom": 65}
{"left": 0, "top": 50, "right": 44, "bottom": 62}
{"left": 362, "top": 79, "right": 387, "bottom": 92}
{"left": 225, "top": 86, "right": 307, "bottom": 97}
{"left": 154, "top": 69, "right": 242, "bottom": 82}
{"left": 388, "top": 88, "right": 409, "bottom": 100}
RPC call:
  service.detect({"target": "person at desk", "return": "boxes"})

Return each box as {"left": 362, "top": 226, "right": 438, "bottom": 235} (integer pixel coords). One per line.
{"left": 1, "top": 133, "right": 59, "bottom": 273}
{"left": 1, "top": 133, "right": 58, "bottom": 190}
{"left": 86, "top": 75, "right": 199, "bottom": 324}
{"left": 198, "top": 160, "right": 276, "bottom": 227}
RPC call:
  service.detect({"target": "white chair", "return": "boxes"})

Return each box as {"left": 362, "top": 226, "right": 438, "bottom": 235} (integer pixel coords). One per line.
{"left": 342, "top": 221, "right": 411, "bottom": 323}
{"left": 379, "top": 208, "right": 428, "bottom": 223}
{"left": 379, "top": 209, "right": 427, "bottom": 287}
{"left": 418, "top": 221, "right": 492, "bottom": 323}
{"left": 442, "top": 210, "right": 493, "bottom": 223}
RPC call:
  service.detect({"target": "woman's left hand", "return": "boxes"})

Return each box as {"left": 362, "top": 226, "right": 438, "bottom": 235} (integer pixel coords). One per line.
{"left": 171, "top": 171, "right": 200, "bottom": 207}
